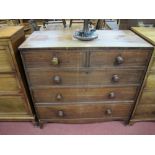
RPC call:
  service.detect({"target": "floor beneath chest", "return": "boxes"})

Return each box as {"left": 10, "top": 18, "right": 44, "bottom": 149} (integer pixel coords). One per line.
{"left": 0, "top": 121, "right": 155, "bottom": 135}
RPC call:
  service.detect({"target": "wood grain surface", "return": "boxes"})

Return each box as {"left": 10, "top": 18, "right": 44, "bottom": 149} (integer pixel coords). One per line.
{"left": 0, "top": 74, "right": 20, "bottom": 92}
{"left": 19, "top": 30, "right": 153, "bottom": 49}
{"left": 0, "top": 47, "right": 15, "bottom": 72}
{"left": 0, "top": 26, "right": 34, "bottom": 121}
{"left": 0, "top": 26, "right": 24, "bottom": 39}
{"left": 0, "top": 95, "right": 27, "bottom": 113}
{"left": 27, "top": 68, "right": 145, "bottom": 86}
{"left": 131, "top": 27, "right": 155, "bottom": 45}
{"left": 19, "top": 30, "right": 153, "bottom": 125}
{"left": 32, "top": 86, "right": 138, "bottom": 103}
{"left": 36, "top": 102, "right": 133, "bottom": 120}
{"left": 130, "top": 27, "right": 155, "bottom": 123}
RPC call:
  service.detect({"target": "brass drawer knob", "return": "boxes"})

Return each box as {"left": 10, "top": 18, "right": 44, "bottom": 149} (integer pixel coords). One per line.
{"left": 53, "top": 75, "right": 61, "bottom": 84}
{"left": 51, "top": 57, "right": 59, "bottom": 65}
{"left": 109, "top": 92, "right": 115, "bottom": 99}
{"left": 112, "top": 74, "right": 120, "bottom": 82}
{"left": 56, "top": 93, "right": 63, "bottom": 101}
{"left": 115, "top": 56, "right": 124, "bottom": 65}
{"left": 57, "top": 110, "right": 64, "bottom": 117}
{"left": 105, "top": 109, "right": 112, "bottom": 115}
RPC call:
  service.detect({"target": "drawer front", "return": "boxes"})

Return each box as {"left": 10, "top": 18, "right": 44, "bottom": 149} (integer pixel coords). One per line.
{"left": 27, "top": 69, "right": 144, "bottom": 86}
{"left": 134, "top": 105, "right": 155, "bottom": 119}
{"left": 32, "top": 87, "right": 138, "bottom": 103}
{"left": 22, "top": 50, "right": 86, "bottom": 68}
{"left": 0, "top": 74, "right": 20, "bottom": 92}
{"left": 138, "top": 90, "right": 155, "bottom": 105}
{"left": 0, "top": 95, "right": 27, "bottom": 113}
{"left": 36, "top": 103, "right": 133, "bottom": 120}
{"left": 90, "top": 49, "right": 149, "bottom": 67}
{"left": 144, "top": 72, "right": 155, "bottom": 90}
{"left": 0, "top": 47, "right": 14, "bottom": 72}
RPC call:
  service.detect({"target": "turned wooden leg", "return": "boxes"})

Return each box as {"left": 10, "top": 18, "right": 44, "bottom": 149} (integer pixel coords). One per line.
{"left": 124, "top": 119, "right": 133, "bottom": 126}
{"left": 39, "top": 121, "right": 44, "bottom": 129}
{"left": 128, "top": 121, "right": 134, "bottom": 126}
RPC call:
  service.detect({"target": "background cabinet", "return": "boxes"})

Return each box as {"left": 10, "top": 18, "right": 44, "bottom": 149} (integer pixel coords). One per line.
{"left": 130, "top": 27, "right": 155, "bottom": 123}
{"left": 0, "top": 26, "right": 34, "bottom": 121}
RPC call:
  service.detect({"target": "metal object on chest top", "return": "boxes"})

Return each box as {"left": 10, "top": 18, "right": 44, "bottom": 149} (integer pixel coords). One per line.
{"left": 73, "top": 19, "right": 98, "bottom": 41}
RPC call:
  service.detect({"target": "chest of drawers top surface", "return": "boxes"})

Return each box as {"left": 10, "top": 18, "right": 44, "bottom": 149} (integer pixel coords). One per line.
{"left": 19, "top": 30, "right": 153, "bottom": 49}
{"left": 0, "top": 26, "right": 24, "bottom": 39}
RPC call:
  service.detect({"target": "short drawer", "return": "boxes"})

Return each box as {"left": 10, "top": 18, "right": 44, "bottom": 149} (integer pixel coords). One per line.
{"left": 0, "top": 95, "right": 27, "bottom": 114}
{"left": 27, "top": 68, "right": 144, "bottom": 86}
{"left": 144, "top": 72, "right": 155, "bottom": 90}
{"left": 21, "top": 49, "right": 86, "bottom": 68}
{"left": 134, "top": 105, "right": 155, "bottom": 119}
{"left": 36, "top": 103, "right": 133, "bottom": 120}
{"left": 90, "top": 49, "right": 150, "bottom": 67}
{"left": 32, "top": 87, "right": 138, "bottom": 103}
{"left": 0, "top": 47, "right": 14, "bottom": 72}
{"left": 0, "top": 74, "right": 20, "bottom": 92}
{"left": 138, "top": 90, "right": 155, "bottom": 105}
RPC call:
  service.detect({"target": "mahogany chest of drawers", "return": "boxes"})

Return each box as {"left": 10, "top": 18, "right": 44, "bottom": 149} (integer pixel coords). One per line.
{"left": 19, "top": 30, "right": 153, "bottom": 126}
{"left": 0, "top": 26, "right": 34, "bottom": 121}
{"left": 130, "top": 27, "right": 155, "bottom": 124}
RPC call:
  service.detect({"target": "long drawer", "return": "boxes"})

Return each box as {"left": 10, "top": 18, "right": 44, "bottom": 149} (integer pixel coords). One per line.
{"left": 36, "top": 103, "right": 133, "bottom": 120}
{"left": 21, "top": 49, "right": 86, "bottom": 68}
{"left": 27, "top": 68, "right": 144, "bottom": 86}
{"left": 0, "top": 74, "right": 21, "bottom": 92}
{"left": 0, "top": 95, "right": 28, "bottom": 114}
{"left": 0, "top": 46, "right": 14, "bottom": 72}
{"left": 32, "top": 86, "right": 138, "bottom": 103}
{"left": 90, "top": 49, "right": 150, "bottom": 67}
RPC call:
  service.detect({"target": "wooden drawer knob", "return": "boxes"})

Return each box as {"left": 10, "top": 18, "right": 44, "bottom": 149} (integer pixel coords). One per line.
{"left": 51, "top": 57, "right": 59, "bottom": 65}
{"left": 53, "top": 75, "right": 61, "bottom": 84}
{"left": 112, "top": 74, "right": 120, "bottom": 82}
{"left": 56, "top": 93, "right": 63, "bottom": 101}
{"left": 115, "top": 56, "right": 124, "bottom": 65}
{"left": 57, "top": 110, "right": 64, "bottom": 117}
{"left": 109, "top": 92, "right": 115, "bottom": 99}
{"left": 105, "top": 109, "right": 112, "bottom": 115}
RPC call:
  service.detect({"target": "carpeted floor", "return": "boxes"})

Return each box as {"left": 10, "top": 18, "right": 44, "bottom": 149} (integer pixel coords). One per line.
{"left": 0, "top": 121, "right": 155, "bottom": 135}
